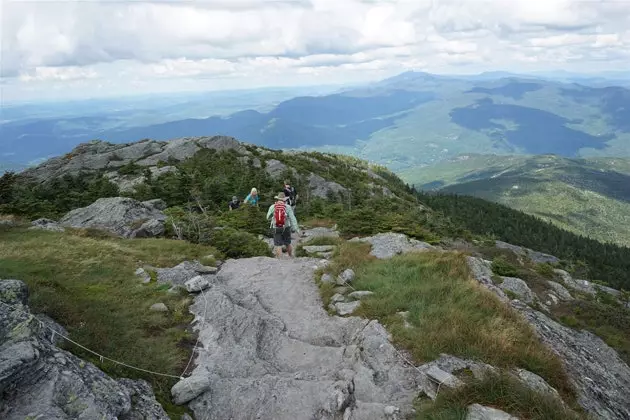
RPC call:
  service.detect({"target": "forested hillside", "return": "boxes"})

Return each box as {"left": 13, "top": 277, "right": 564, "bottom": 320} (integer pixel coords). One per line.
{"left": 419, "top": 192, "right": 630, "bottom": 290}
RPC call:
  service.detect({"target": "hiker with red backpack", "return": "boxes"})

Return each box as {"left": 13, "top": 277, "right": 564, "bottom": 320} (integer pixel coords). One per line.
{"left": 266, "top": 191, "right": 300, "bottom": 258}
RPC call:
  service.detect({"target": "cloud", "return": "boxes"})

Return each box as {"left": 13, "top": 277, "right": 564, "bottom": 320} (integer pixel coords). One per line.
{"left": 18, "top": 66, "right": 99, "bottom": 82}
{"left": 2, "top": 0, "right": 629, "bottom": 101}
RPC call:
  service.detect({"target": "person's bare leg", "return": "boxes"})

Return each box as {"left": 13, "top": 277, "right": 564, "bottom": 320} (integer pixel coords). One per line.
{"left": 275, "top": 246, "right": 282, "bottom": 258}
{"left": 286, "top": 244, "right": 293, "bottom": 257}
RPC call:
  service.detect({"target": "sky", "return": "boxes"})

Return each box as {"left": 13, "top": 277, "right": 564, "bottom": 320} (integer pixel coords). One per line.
{"left": 1, "top": 0, "right": 629, "bottom": 102}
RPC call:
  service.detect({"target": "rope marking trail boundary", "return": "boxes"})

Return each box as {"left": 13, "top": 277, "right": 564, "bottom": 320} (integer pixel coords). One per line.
{"left": 0, "top": 295, "right": 210, "bottom": 381}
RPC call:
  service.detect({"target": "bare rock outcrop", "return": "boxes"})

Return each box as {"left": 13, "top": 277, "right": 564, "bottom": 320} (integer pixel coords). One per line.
{"left": 29, "top": 218, "right": 65, "bottom": 232}
{"left": 59, "top": 197, "right": 166, "bottom": 238}
{"left": 171, "top": 257, "right": 423, "bottom": 419}
{"left": 21, "top": 136, "right": 248, "bottom": 182}
{"left": 495, "top": 241, "right": 559, "bottom": 264}
{"left": 0, "top": 279, "right": 168, "bottom": 419}
{"left": 308, "top": 172, "right": 347, "bottom": 199}
{"left": 353, "top": 233, "right": 436, "bottom": 259}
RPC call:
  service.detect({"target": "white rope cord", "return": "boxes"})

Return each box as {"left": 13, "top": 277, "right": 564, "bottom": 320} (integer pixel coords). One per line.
{"left": 0, "top": 299, "right": 189, "bottom": 380}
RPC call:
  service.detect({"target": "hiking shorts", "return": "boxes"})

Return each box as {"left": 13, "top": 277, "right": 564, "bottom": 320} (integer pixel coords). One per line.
{"left": 273, "top": 227, "right": 292, "bottom": 246}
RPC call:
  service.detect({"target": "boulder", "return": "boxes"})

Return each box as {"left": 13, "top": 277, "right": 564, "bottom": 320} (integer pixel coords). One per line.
{"left": 264, "top": 159, "right": 289, "bottom": 178}
{"left": 546, "top": 281, "right": 573, "bottom": 301}
{"left": 302, "top": 227, "right": 340, "bottom": 240}
{"left": 466, "top": 404, "right": 519, "bottom": 420}
{"left": 308, "top": 172, "right": 347, "bottom": 199}
{"left": 337, "top": 269, "right": 355, "bottom": 285}
{"left": 320, "top": 273, "right": 334, "bottom": 284}
{"left": 117, "top": 378, "right": 171, "bottom": 419}
{"left": 335, "top": 301, "right": 361, "bottom": 316}
{"left": 303, "top": 245, "right": 336, "bottom": 255}
{"left": 135, "top": 268, "right": 152, "bottom": 284}
{"left": 513, "top": 368, "right": 560, "bottom": 399}
{"left": 196, "top": 135, "right": 250, "bottom": 154}
{"left": 60, "top": 197, "right": 166, "bottom": 238}
{"left": 150, "top": 303, "right": 168, "bottom": 312}
{"left": 171, "top": 374, "right": 212, "bottom": 405}
{"left": 495, "top": 241, "right": 559, "bottom": 264}
{"left": 418, "top": 356, "right": 482, "bottom": 400}
{"left": 135, "top": 137, "right": 200, "bottom": 166}
{"left": 357, "top": 233, "right": 435, "bottom": 259}
{"left": 103, "top": 172, "right": 146, "bottom": 193}
{"left": 331, "top": 293, "right": 345, "bottom": 303}
{"left": 185, "top": 276, "right": 211, "bottom": 293}
{"left": 29, "top": 218, "right": 65, "bottom": 232}
{"left": 143, "top": 199, "right": 168, "bottom": 211}
{"left": 466, "top": 257, "right": 510, "bottom": 302}
{"left": 154, "top": 261, "right": 217, "bottom": 287}
{"left": 105, "top": 167, "right": 179, "bottom": 194}
{"left": 334, "top": 286, "right": 350, "bottom": 295}
{"left": 348, "top": 291, "right": 374, "bottom": 300}
{"left": 0, "top": 279, "right": 168, "bottom": 419}
{"left": 130, "top": 219, "right": 165, "bottom": 238}
{"left": 498, "top": 277, "right": 535, "bottom": 303}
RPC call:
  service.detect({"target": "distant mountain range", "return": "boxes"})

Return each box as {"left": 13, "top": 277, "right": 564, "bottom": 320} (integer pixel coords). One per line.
{"left": 2, "top": 71, "right": 630, "bottom": 171}
{"left": 401, "top": 154, "right": 630, "bottom": 247}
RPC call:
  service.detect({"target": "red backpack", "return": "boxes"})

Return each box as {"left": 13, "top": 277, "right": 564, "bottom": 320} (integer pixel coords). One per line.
{"left": 274, "top": 202, "right": 287, "bottom": 228}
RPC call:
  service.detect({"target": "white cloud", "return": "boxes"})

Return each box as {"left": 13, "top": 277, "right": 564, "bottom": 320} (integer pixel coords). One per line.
{"left": 18, "top": 66, "right": 98, "bottom": 82}
{"left": 1, "top": 0, "right": 629, "bottom": 101}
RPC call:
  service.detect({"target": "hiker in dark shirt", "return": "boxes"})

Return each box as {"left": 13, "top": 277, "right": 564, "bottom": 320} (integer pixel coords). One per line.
{"left": 283, "top": 180, "right": 297, "bottom": 209}
{"left": 228, "top": 196, "right": 241, "bottom": 211}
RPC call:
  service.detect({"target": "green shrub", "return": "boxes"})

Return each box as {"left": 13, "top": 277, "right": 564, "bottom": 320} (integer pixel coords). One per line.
{"left": 204, "top": 227, "right": 271, "bottom": 259}
{"left": 164, "top": 207, "right": 215, "bottom": 244}
{"left": 535, "top": 263, "right": 556, "bottom": 278}
{"left": 216, "top": 206, "right": 270, "bottom": 237}
{"left": 492, "top": 256, "right": 519, "bottom": 277}
{"left": 118, "top": 161, "right": 143, "bottom": 175}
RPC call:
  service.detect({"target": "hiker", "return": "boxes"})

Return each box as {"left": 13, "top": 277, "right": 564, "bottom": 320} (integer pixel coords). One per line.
{"left": 228, "top": 196, "right": 240, "bottom": 211}
{"left": 283, "top": 180, "right": 298, "bottom": 209}
{"left": 243, "top": 187, "right": 259, "bottom": 207}
{"left": 266, "top": 192, "right": 300, "bottom": 258}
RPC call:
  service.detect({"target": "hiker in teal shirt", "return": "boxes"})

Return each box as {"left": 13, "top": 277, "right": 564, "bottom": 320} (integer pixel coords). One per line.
{"left": 243, "top": 188, "right": 259, "bottom": 207}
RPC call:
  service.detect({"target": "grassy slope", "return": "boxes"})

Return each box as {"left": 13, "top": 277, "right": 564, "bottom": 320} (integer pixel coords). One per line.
{"left": 401, "top": 155, "right": 630, "bottom": 246}
{"left": 0, "top": 225, "right": 218, "bottom": 416}
{"left": 317, "top": 242, "right": 582, "bottom": 419}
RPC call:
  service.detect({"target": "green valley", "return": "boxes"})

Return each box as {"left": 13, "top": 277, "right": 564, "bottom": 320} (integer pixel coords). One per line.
{"left": 402, "top": 154, "right": 630, "bottom": 246}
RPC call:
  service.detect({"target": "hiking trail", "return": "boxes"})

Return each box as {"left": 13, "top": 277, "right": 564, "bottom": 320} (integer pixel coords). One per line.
{"left": 171, "top": 255, "right": 421, "bottom": 420}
